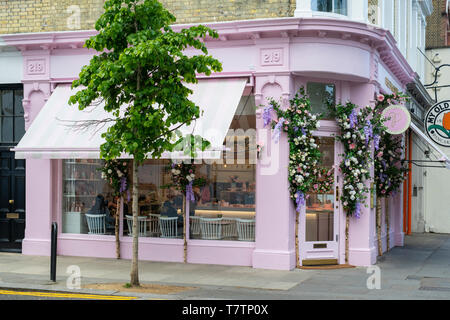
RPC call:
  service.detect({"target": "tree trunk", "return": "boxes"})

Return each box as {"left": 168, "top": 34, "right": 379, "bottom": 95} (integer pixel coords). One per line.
{"left": 376, "top": 197, "right": 382, "bottom": 256}
{"left": 295, "top": 211, "right": 300, "bottom": 268}
{"left": 345, "top": 214, "right": 349, "bottom": 264}
{"left": 115, "top": 197, "right": 120, "bottom": 259}
{"left": 183, "top": 194, "right": 187, "bottom": 263}
{"left": 130, "top": 160, "right": 139, "bottom": 287}
{"left": 385, "top": 197, "right": 390, "bottom": 252}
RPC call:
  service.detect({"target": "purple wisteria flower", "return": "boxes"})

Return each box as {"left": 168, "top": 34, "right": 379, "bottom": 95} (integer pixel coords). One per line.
{"left": 295, "top": 191, "right": 305, "bottom": 213}
{"left": 349, "top": 109, "right": 357, "bottom": 128}
{"left": 273, "top": 117, "right": 285, "bottom": 143}
{"left": 186, "top": 181, "right": 195, "bottom": 202}
{"left": 374, "top": 134, "right": 380, "bottom": 151}
{"left": 301, "top": 128, "right": 306, "bottom": 136}
{"left": 354, "top": 201, "right": 362, "bottom": 219}
{"left": 119, "top": 176, "right": 127, "bottom": 194}
{"left": 263, "top": 106, "right": 273, "bottom": 128}
{"left": 364, "top": 120, "right": 373, "bottom": 146}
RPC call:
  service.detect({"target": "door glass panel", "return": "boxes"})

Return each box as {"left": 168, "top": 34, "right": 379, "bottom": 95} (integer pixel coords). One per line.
{"left": 1, "top": 90, "right": 13, "bottom": 116}
{"left": 14, "top": 89, "right": 24, "bottom": 116}
{"left": 1, "top": 117, "right": 13, "bottom": 142}
{"left": 306, "top": 137, "right": 335, "bottom": 242}
{"left": 14, "top": 117, "right": 25, "bottom": 142}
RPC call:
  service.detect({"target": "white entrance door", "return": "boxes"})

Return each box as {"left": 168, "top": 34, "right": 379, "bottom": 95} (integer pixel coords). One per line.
{"left": 299, "top": 136, "right": 340, "bottom": 266}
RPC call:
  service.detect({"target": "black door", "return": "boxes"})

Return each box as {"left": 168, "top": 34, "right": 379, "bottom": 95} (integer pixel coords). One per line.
{"left": 0, "top": 85, "right": 25, "bottom": 252}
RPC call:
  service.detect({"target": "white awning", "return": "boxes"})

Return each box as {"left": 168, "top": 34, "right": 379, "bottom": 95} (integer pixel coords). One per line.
{"left": 13, "top": 78, "right": 247, "bottom": 160}
{"left": 410, "top": 122, "right": 450, "bottom": 169}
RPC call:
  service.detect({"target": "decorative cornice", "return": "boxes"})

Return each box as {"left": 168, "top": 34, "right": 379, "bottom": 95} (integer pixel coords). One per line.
{"left": 1, "top": 17, "right": 416, "bottom": 87}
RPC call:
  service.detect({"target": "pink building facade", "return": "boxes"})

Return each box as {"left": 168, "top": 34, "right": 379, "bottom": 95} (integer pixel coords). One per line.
{"left": 3, "top": 17, "right": 415, "bottom": 270}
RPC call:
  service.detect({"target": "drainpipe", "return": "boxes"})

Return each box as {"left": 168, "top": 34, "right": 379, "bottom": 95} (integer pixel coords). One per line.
{"left": 403, "top": 132, "right": 408, "bottom": 234}
{"left": 407, "top": 129, "right": 413, "bottom": 235}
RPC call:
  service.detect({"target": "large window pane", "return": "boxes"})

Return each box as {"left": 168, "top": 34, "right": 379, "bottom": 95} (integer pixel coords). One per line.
{"left": 62, "top": 159, "right": 114, "bottom": 234}
{"left": 307, "top": 82, "right": 335, "bottom": 120}
{"left": 190, "top": 164, "right": 256, "bottom": 242}
{"left": 123, "top": 159, "right": 183, "bottom": 238}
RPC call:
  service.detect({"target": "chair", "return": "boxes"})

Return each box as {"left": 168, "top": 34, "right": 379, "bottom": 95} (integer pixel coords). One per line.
{"left": 85, "top": 214, "right": 106, "bottom": 235}
{"left": 125, "top": 215, "right": 148, "bottom": 237}
{"left": 189, "top": 216, "right": 201, "bottom": 239}
{"left": 200, "top": 217, "right": 222, "bottom": 240}
{"left": 159, "top": 216, "right": 180, "bottom": 238}
{"left": 222, "top": 217, "right": 238, "bottom": 240}
{"left": 148, "top": 214, "right": 161, "bottom": 237}
{"left": 236, "top": 218, "right": 255, "bottom": 241}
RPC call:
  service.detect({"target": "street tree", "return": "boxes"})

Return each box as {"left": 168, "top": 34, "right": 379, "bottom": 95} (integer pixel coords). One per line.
{"left": 69, "top": 0, "right": 222, "bottom": 286}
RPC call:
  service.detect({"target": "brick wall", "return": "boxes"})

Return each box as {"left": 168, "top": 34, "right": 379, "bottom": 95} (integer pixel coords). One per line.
{"left": 426, "top": 0, "right": 449, "bottom": 48}
{"left": 0, "top": 0, "right": 296, "bottom": 35}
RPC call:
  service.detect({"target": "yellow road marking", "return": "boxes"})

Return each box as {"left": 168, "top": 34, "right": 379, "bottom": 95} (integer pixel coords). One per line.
{"left": 0, "top": 289, "right": 138, "bottom": 300}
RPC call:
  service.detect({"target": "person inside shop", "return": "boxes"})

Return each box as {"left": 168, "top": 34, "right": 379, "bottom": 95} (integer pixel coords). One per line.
{"left": 88, "top": 194, "right": 115, "bottom": 233}
{"left": 161, "top": 193, "right": 180, "bottom": 220}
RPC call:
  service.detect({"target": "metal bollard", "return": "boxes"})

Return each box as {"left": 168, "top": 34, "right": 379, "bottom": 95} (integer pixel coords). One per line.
{"left": 50, "top": 222, "right": 57, "bottom": 282}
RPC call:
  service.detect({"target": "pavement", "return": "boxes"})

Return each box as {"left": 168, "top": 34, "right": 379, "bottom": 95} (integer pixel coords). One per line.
{"left": 0, "top": 232, "right": 450, "bottom": 300}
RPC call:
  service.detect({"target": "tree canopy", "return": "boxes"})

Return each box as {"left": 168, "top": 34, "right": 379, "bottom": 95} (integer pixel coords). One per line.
{"left": 69, "top": 0, "right": 223, "bottom": 163}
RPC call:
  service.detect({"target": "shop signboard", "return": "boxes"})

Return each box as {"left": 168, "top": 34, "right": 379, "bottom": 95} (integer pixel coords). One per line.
{"left": 425, "top": 100, "right": 450, "bottom": 147}
{"left": 382, "top": 105, "right": 411, "bottom": 135}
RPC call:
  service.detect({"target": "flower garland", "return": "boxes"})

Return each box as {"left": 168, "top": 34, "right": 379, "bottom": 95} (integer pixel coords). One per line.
{"left": 162, "top": 162, "right": 206, "bottom": 202}
{"left": 100, "top": 159, "right": 130, "bottom": 200}
{"left": 332, "top": 102, "right": 376, "bottom": 218}
{"left": 264, "top": 88, "right": 333, "bottom": 213}
{"left": 373, "top": 92, "right": 409, "bottom": 197}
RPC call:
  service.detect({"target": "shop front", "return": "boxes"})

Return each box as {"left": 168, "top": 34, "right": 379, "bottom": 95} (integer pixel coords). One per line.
{"left": 5, "top": 17, "right": 416, "bottom": 270}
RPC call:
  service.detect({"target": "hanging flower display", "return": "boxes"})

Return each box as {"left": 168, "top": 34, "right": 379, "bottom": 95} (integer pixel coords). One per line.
{"left": 162, "top": 162, "right": 206, "bottom": 201}
{"left": 99, "top": 159, "right": 130, "bottom": 200}
{"left": 332, "top": 102, "right": 376, "bottom": 218}
{"left": 265, "top": 88, "right": 332, "bottom": 213}
{"left": 373, "top": 92, "right": 409, "bottom": 197}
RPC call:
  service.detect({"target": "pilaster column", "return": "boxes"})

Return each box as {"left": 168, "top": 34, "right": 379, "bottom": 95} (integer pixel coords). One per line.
{"left": 252, "top": 74, "right": 296, "bottom": 270}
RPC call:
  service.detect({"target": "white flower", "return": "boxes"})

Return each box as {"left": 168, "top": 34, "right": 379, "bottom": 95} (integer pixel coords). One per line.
{"left": 117, "top": 170, "right": 123, "bottom": 177}
{"left": 190, "top": 173, "right": 195, "bottom": 178}
{"left": 108, "top": 169, "right": 112, "bottom": 174}
{"left": 357, "top": 183, "right": 364, "bottom": 190}
{"left": 187, "top": 176, "right": 193, "bottom": 182}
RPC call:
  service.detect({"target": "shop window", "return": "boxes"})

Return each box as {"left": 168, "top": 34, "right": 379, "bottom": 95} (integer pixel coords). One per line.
{"left": 311, "top": 0, "right": 348, "bottom": 16}
{"left": 62, "top": 159, "right": 115, "bottom": 234}
{"left": 190, "top": 95, "right": 256, "bottom": 242}
{"left": 307, "top": 82, "right": 335, "bottom": 120}
{"left": 123, "top": 159, "right": 183, "bottom": 238}
{"left": 190, "top": 163, "right": 256, "bottom": 241}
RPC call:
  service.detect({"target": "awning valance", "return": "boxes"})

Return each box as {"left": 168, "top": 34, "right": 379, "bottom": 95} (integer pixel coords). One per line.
{"left": 410, "top": 122, "right": 450, "bottom": 169}
{"left": 13, "top": 78, "right": 247, "bottom": 160}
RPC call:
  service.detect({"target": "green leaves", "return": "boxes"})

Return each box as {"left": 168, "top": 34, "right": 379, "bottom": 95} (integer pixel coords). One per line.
{"left": 69, "top": 0, "right": 223, "bottom": 165}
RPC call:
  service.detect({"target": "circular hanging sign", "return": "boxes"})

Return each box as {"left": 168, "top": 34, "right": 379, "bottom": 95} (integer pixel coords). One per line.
{"left": 382, "top": 105, "right": 411, "bottom": 135}
{"left": 425, "top": 100, "right": 450, "bottom": 147}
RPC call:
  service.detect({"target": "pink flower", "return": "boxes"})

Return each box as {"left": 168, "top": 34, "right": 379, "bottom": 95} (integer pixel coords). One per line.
{"left": 314, "top": 184, "right": 318, "bottom": 189}
{"left": 377, "top": 94, "right": 385, "bottom": 102}
{"left": 377, "top": 151, "right": 383, "bottom": 158}
{"left": 350, "top": 143, "right": 356, "bottom": 150}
